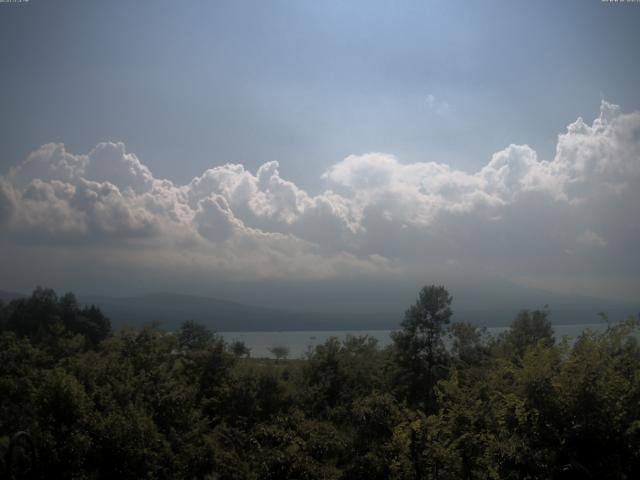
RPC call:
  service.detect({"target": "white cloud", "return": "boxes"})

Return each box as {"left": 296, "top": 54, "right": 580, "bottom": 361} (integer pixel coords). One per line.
{"left": 0, "top": 178, "right": 18, "bottom": 226}
{"left": 0, "top": 101, "right": 638, "bottom": 297}
{"left": 194, "top": 194, "right": 245, "bottom": 243}
{"left": 83, "top": 142, "right": 154, "bottom": 195}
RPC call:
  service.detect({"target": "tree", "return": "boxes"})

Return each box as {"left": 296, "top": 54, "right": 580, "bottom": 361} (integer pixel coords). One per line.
{"left": 60, "top": 293, "right": 111, "bottom": 347}
{"left": 302, "top": 336, "right": 386, "bottom": 416}
{"left": 3, "top": 288, "right": 111, "bottom": 351}
{"left": 504, "top": 307, "right": 554, "bottom": 357}
{"left": 391, "top": 285, "right": 452, "bottom": 411}
{"left": 449, "top": 322, "right": 491, "bottom": 367}
{"left": 269, "top": 345, "right": 290, "bottom": 362}
{"left": 5, "top": 286, "right": 59, "bottom": 342}
{"left": 230, "top": 340, "right": 251, "bottom": 358}
{"left": 0, "top": 299, "right": 7, "bottom": 332}
{"left": 177, "top": 320, "right": 215, "bottom": 352}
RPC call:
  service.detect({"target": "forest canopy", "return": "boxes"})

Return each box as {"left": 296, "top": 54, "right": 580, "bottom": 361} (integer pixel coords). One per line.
{"left": 1, "top": 286, "right": 639, "bottom": 479}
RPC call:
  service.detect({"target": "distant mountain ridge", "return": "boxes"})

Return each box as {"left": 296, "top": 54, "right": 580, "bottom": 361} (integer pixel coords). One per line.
{"left": 0, "top": 290, "right": 25, "bottom": 302}
{"left": 1, "top": 288, "right": 637, "bottom": 332}
{"left": 79, "top": 292, "right": 335, "bottom": 332}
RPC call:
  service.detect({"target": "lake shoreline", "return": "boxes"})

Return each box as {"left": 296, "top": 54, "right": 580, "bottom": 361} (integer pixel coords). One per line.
{"left": 220, "top": 322, "right": 622, "bottom": 359}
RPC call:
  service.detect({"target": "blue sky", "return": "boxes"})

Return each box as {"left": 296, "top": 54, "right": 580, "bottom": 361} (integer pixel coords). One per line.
{"left": 1, "top": 1, "right": 639, "bottom": 313}
{"left": 2, "top": 1, "right": 639, "bottom": 189}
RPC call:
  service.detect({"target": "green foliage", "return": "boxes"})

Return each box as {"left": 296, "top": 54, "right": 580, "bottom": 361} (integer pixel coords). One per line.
{"left": 250, "top": 411, "right": 344, "bottom": 480}
{"left": 1, "top": 287, "right": 639, "bottom": 479}
{"left": 302, "top": 335, "right": 386, "bottom": 417}
{"left": 2, "top": 287, "right": 111, "bottom": 353}
{"left": 449, "top": 322, "right": 492, "bottom": 368}
{"left": 344, "top": 392, "right": 407, "bottom": 479}
{"left": 177, "top": 319, "right": 216, "bottom": 352}
{"left": 501, "top": 307, "right": 555, "bottom": 357}
{"left": 391, "top": 285, "right": 453, "bottom": 410}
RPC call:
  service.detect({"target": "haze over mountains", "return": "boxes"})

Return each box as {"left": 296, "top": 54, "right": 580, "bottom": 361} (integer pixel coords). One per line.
{"left": 1, "top": 284, "right": 637, "bottom": 332}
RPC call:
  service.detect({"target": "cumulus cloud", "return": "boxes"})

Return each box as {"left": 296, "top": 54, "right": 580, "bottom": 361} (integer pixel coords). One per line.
{"left": 0, "top": 101, "right": 638, "bottom": 295}
{"left": 0, "top": 178, "right": 17, "bottom": 226}
{"left": 194, "top": 194, "right": 246, "bottom": 243}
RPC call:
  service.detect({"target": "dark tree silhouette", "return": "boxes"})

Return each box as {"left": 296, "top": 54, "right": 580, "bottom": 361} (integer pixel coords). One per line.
{"left": 177, "top": 320, "right": 215, "bottom": 352}
{"left": 269, "top": 345, "right": 290, "bottom": 362}
{"left": 392, "top": 284, "right": 452, "bottom": 410}
{"left": 230, "top": 340, "right": 251, "bottom": 358}
{"left": 505, "top": 307, "right": 554, "bottom": 356}
{"left": 3, "top": 287, "right": 111, "bottom": 348}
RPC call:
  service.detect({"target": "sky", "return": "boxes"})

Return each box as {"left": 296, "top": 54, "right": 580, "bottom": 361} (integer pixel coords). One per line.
{"left": 1, "top": 1, "right": 639, "bottom": 316}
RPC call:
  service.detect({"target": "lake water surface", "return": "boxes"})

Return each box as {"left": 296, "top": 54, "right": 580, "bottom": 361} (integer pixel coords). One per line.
{"left": 221, "top": 322, "right": 616, "bottom": 358}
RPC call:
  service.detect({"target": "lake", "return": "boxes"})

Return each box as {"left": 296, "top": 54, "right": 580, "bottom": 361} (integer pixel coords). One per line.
{"left": 221, "top": 322, "right": 617, "bottom": 359}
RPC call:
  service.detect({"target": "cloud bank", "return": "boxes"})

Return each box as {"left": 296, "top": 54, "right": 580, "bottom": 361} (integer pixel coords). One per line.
{"left": 1, "top": 102, "right": 638, "bottom": 298}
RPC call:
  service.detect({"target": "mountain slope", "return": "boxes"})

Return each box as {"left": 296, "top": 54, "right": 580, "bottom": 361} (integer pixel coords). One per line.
{"left": 1, "top": 287, "right": 637, "bottom": 332}
{"left": 78, "top": 293, "right": 339, "bottom": 331}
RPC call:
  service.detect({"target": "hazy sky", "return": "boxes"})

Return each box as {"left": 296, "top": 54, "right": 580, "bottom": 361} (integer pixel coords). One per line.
{"left": 1, "top": 1, "right": 639, "bottom": 312}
